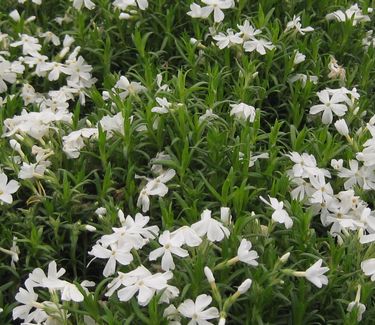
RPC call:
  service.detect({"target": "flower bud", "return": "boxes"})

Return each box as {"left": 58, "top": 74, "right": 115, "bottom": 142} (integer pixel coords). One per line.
{"left": 220, "top": 207, "right": 231, "bottom": 225}
{"left": 9, "top": 139, "right": 21, "bottom": 151}
{"left": 238, "top": 279, "right": 252, "bottom": 294}
{"left": 334, "top": 119, "right": 349, "bottom": 136}
{"left": 9, "top": 10, "right": 20, "bottom": 22}
{"left": 218, "top": 317, "right": 226, "bottom": 325}
{"left": 204, "top": 266, "right": 215, "bottom": 283}
{"left": 84, "top": 225, "right": 96, "bottom": 232}
{"left": 280, "top": 252, "right": 290, "bottom": 263}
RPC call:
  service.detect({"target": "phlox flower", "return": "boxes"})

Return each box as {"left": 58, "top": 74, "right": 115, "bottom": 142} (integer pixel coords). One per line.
{"left": 309, "top": 174, "right": 334, "bottom": 204}
{"left": 151, "top": 97, "right": 171, "bottom": 114}
{"left": 137, "top": 169, "right": 176, "bottom": 212}
{"left": 164, "top": 304, "right": 181, "bottom": 324}
{"left": 88, "top": 242, "right": 133, "bottom": 277}
{"left": 191, "top": 209, "right": 230, "bottom": 242}
{"left": 201, "top": 0, "right": 234, "bottom": 23}
{"left": 293, "top": 259, "right": 329, "bottom": 288}
{"left": 309, "top": 89, "right": 348, "bottom": 124}
{"left": 237, "top": 20, "right": 261, "bottom": 41}
{"left": 0, "top": 60, "right": 21, "bottom": 93}
{"left": 27, "top": 260, "right": 66, "bottom": 290}
{"left": 13, "top": 283, "right": 44, "bottom": 322}
{"left": 61, "top": 280, "right": 95, "bottom": 302}
{"left": 116, "top": 266, "right": 171, "bottom": 306}
{"left": 361, "top": 258, "right": 375, "bottom": 281}
{"left": 72, "top": 0, "right": 95, "bottom": 10}
{"left": 113, "top": 0, "right": 148, "bottom": 11}
{"left": 213, "top": 29, "right": 243, "bottom": 49}
{"left": 304, "top": 259, "right": 329, "bottom": 288}
{"left": 260, "top": 196, "right": 293, "bottom": 229}
{"left": 0, "top": 172, "right": 19, "bottom": 204}
{"left": 100, "top": 211, "right": 159, "bottom": 249}
{"left": 187, "top": 3, "right": 211, "bottom": 19}
{"left": 10, "top": 34, "right": 41, "bottom": 56}
{"left": 236, "top": 239, "right": 259, "bottom": 266}
{"left": 326, "top": 4, "right": 371, "bottom": 25}
{"left": 285, "top": 15, "right": 314, "bottom": 35}
{"left": 230, "top": 102, "right": 256, "bottom": 122}
{"left": 171, "top": 225, "right": 202, "bottom": 247}
{"left": 178, "top": 294, "right": 219, "bottom": 325}
{"left": 243, "top": 38, "right": 275, "bottom": 55}
{"left": 149, "top": 230, "right": 189, "bottom": 271}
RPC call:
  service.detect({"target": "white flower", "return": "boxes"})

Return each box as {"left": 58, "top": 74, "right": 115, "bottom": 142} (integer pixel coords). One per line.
{"left": 0, "top": 236, "right": 20, "bottom": 268}
{"left": 171, "top": 226, "right": 202, "bottom": 247}
{"left": 187, "top": 3, "right": 211, "bottom": 19}
{"left": 326, "top": 4, "right": 370, "bottom": 25}
{"left": 12, "top": 284, "right": 41, "bottom": 322}
{"left": 163, "top": 304, "right": 181, "bottom": 324}
{"left": 151, "top": 97, "right": 171, "bottom": 114}
{"left": 309, "top": 174, "right": 334, "bottom": 204}
{"left": 347, "top": 301, "right": 366, "bottom": 321}
{"left": 309, "top": 89, "right": 348, "bottom": 124}
{"left": 200, "top": 0, "right": 234, "bottom": 23}
{"left": 110, "top": 75, "right": 146, "bottom": 99}
{"left": 178, "top": 294, "right": 219, "bottom": 325}
{"left": 230, "top": 103, "right": 256, "bottom": 122}
{"left": 89, "top": 243, "right": 133, "bottom": 277}
{"left": 18, "top": 161, "right": 48, "bottom": 179}
{"left": 237, "top": 239, "right": 259, "bottom": 266}
{"left": 285, "top": 15, "right": 314, "bottom": 35}
{"left": 295, "top": 259, "right": 329, "bottom": 288}
{"left": 293, "top": 51, "right": 306, "bottom": 65}
{"left": 191, "top": 209, "right": 230, "bottom": 242}
{"left": 10, "top": 34, "right": 41, "bottom": 56}
{"left": 361, "top": 258, "right": 375, "bottom": 281}
{"left": 288, "top": 74, "right": 318, "bottom": 87}
{"left": 199, "top": 109, "right": 219, "bottom": 124}
{"left": 28, "top": 260, "right": 66, "bottom": 290}
{"left": 61, "top": 280, "right": 94, "bottom": 302}
{"left": 260, "top": 196, "right": 293, "bottom": 229}
{"left": 117, "top": 266, "right": 171, "bottom": 306}
{"left": 72, "top": 0, "right": 96, "bottom": 10}
{"left": 0, "top": 172, "right": 20, "bottom": 204}
{"left": 249, "top": 153, "right": 269, "bottom": 167}
{"left": 243, "top": 38, "right": 275, "bottom": 55}
{"left": 213, "top": 29, "right": 243, "bottom": 49}
{"left": 149, "top": 230, "right": 189, "bottom": 271}
{"left": 347, "top": 285, "right": 366, "bottom": 321}
{"left": 137, "top": 169, "right": 176, "bottom": 212}
{"left": 237, "top": 20, "right": 261, "bottom": 41}
{"left": 100, "top": 211, "right": 159, "bottom": 250}
{"left": 95, "top": 207, "right": 107, "bottom": 218}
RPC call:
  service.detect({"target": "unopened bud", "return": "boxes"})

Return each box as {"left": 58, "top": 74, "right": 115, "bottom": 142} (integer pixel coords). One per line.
{"left": 280, "top": 252, "right": 290, "bottom": 263}
{"left": 220, "top": 207, "right": 231, "bottom": 225}
{"left": 84, "top": 225, "right": 96, "bottom": 232}
{"left": 204, "top": 266, "right": 215, "bottom": 283}
{"left": 334, "top": 119, "right": 349, "bottom": 136}
{"left": 238, "top": 279, "right": 252, "bottom": 294}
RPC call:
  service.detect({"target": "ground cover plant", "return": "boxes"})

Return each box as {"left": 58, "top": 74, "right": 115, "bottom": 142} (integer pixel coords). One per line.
{"left": 1, "top": 0, "right": 375, "bottom": 324}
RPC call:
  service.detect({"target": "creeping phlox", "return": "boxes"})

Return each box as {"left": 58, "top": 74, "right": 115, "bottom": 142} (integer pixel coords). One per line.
{"left": 83, "top": 207, "right": 259, "bottom": 323}
{"left": 2, "top": 0, "right": 375, "bottom": 323}
{"left": 13, "top": 261, "right": 95, "bottom": 324}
